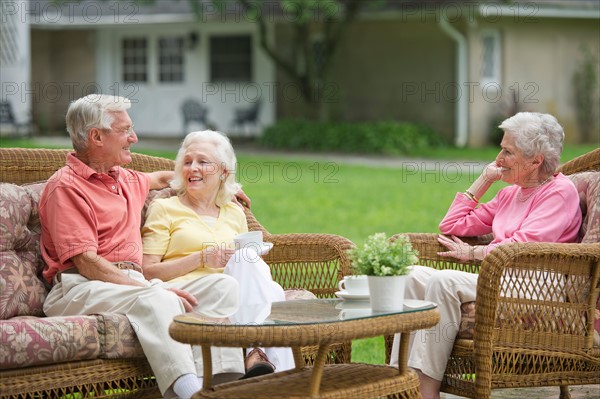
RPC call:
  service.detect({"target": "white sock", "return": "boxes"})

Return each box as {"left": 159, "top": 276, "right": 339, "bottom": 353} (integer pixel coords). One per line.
{"left": 173, "top": 373, "right": 202, "bottom": 399}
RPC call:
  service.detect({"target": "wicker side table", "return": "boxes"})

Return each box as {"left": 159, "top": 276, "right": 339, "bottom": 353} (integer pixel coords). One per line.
{"left": 169, "top": 299, "right": 439, "bottom": 399}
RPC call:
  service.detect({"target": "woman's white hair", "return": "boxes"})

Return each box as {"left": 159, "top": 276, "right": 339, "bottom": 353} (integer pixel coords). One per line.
{"left": 499, "top": 112, "right": 564, "bottom": 177}
{"left": 65, "top": 94, "right": 131, "bottom": 152}
{"left": 171, "top": 130, "right": 241, "bottom": 207}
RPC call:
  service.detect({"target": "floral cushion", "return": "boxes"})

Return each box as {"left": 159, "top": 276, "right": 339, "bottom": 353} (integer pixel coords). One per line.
{"left": 0, "top": 183, "right": 47, "bottom": 319}
{"left": 96, "top": 313, "right": 145, "bottom": 359}
{"left": 457, "top": 301, "right": 476, "bottom": 339}
{"left": 569, "top": 171, "right": 600, "bottom": 243}
{"left": 0, "top": 313, "right": 147, "bottom": 369}
{"left": 142, "top": 187, "right": 177, "bottom": 226}
{"left": 0, "top": 315, "right": 101, "bottom": 368}
{"left": 567, "top": 172, "right": 600, "bottom": 340}
{"left": 284, "top": 289, "right": 317, "bottom": 301}
{"left": 0, "top": 181, "right": 150, "bottom": 369}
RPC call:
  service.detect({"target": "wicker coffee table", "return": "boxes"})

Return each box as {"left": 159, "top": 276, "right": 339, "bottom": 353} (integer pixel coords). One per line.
{"left": 169, "top": 298, "right": 439, "bottom": 399}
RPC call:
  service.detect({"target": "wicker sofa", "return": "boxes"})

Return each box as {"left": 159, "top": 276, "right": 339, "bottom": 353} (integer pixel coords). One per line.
{"left": 386, "top": 148, "right": 600, "bottom": 399}
{"left": 0, "top": 148, "right": 354, "bottom": 399}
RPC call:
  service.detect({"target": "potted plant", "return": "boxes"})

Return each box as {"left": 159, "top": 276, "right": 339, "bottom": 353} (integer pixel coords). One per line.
{"left": 348, "top": 233, "right": 419, "bottom": 311}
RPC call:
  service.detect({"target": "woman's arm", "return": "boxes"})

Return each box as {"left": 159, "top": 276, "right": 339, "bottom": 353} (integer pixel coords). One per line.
{"left": 465, "top": 162, "right": 503, "bottom": 201}
{"left": 143, "top": 248, "right": 236, "bottom": 281}
{"left": 142, "top": 200, "right": 243, "bottom": 281}
{"left": 438, "top": 178, "right": 581, "bottom": 261}
{"left": 439, "top": 162, "right": 503, "bottom": 237}
{"left": 143, "top": 252, "right": 204, "bottom": 281}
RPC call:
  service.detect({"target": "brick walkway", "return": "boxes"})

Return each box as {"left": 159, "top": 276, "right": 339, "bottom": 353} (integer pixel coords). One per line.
{"left": 443, "top": 384, "right": 600, "bottom": 398}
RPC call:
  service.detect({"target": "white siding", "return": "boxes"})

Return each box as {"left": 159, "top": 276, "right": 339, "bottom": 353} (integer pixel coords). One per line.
{"left": 0, "top": 0, "right": 31, "bottom": 133}
{"left": 96, "top": 22, "right": 275, "bottom": 137}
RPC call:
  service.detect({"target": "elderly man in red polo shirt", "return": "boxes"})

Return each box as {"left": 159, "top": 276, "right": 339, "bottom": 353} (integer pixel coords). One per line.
{"left": 39, "top": 94, "right": 244, "bottom": 399}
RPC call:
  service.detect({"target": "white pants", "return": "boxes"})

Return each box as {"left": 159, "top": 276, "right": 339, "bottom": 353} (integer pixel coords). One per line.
{"left": 43, "top": 270, "right": 245, "bottom": 394}
{"left": 223, "top": 248, "right": 295, "bottom": 372}
{"left": 389, "top": 266, "right": 478, "bottom": 381}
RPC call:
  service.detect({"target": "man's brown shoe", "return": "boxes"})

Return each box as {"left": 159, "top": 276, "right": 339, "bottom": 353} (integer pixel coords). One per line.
{"left": 241, "top": 348, "right": 275, "bottom": 379}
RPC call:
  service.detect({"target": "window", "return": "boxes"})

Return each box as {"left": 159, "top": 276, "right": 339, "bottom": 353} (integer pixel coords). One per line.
{"left": 481, "top": 30, "right": 501, "bottom": 85}
{"left": 158, "top": 36, "right": 185, "bottom": 83}
{"left": 122, "top": 38, "right": 148, "bottom": 83}
{"left": 210, "top": 35, "right": 252, "bottom": 82}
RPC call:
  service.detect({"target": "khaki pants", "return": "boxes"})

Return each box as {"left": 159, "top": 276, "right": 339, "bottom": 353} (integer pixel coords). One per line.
{"left": 43, "top": 270, "right": 245, "bottom": 394}
{"left": 389, "top": 266, "right": 478, "bottom": 381}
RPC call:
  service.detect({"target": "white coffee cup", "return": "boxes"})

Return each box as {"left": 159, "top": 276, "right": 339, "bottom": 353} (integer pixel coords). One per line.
{"left": 337, "top": 275, "right": 369, "bottom": 295}
{"left": 233, "top": 231, "right": 263, "bottom": 250}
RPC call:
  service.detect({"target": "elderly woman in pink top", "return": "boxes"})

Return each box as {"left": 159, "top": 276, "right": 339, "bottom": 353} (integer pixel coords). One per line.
{"left": 390, "top": 112, "right": 582, "bottom": 399}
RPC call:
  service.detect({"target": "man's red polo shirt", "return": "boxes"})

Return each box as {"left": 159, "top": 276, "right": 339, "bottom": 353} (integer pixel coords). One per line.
{"left": 40, "top": 153, "right": 150, "bottom": 284}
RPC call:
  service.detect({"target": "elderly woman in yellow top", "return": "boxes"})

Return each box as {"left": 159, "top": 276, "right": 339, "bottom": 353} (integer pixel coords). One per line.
{"left": 141, "top": 130, "right": 293, "bottom": 379}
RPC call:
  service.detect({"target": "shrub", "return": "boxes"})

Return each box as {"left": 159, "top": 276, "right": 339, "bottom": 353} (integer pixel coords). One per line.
{"left": 259, "top": 119, "right": 446, "bottom": 155}
{"left": 348, "top": 233, "right": 419, "bottom": 277}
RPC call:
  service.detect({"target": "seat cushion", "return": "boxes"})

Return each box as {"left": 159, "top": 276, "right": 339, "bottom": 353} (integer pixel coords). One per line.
{"left": 568, "top": 172, "right": 600, "bottom": 340}
{"left": 458, "top": 301, "right": 476, "bottom": 339}
{"left": 569, "top": 171, "right": 600, "bottom": 243}
{"left": 1, "top": 315, "right": 102, "bottom": 368}
{"left": 284, "top": 289, "right": 317, "bottom": 301}
{"left": 96, "top": 312, "right": 145, "bottom": 359}
{"left": 0, "top": 313, "right": 146, "bottom": 369}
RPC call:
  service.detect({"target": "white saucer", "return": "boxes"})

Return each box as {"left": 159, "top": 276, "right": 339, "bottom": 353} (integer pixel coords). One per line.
{"left": 335, "top": 290, "right": 370, "bottom": 301}
{"left": 403, "top": 299, "right": 435, "bottom": 309}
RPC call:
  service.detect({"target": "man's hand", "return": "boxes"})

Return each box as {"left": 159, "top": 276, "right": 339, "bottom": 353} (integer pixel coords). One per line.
{"left": 167, "top": 287, "right": 198, "bottom": 312}
{"left": 147, "top": 171, "right": 175, "bottom": 190}
{"left": 234, "top": 188, "right": 251, "bottom": 208}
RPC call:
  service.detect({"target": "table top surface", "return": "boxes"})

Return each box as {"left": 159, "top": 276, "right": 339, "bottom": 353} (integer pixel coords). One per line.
{"left": 170, "top": 298, "right": 439, "bottom": 347}
{"left": 173, "top": 298, "right": 436, "bottom": 327}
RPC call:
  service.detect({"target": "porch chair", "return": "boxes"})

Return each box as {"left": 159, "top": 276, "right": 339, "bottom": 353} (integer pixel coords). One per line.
{"left": 230, "top": 101, "right": 261, "bottom": 134}
{"left": 386, "top": 148, "right": 600, "bottom": 399}
{"left": 181, "top": 99, "right": 210, "bottom": 135}
{"left": 0, "top": 101, "right": 30, "bottom": 137}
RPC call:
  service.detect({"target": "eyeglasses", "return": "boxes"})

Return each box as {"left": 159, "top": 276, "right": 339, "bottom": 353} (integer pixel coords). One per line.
{"left": 111, "top": 125, "right": 135, "bottom": 137}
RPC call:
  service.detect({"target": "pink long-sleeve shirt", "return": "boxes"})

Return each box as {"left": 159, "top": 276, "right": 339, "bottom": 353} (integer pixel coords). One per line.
{"left": 439, "top": 173, "right": 582, "bottom": 256}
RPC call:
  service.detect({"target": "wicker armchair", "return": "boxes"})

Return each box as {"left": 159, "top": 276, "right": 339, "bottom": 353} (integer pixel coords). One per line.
{"left": 386, "top": 148, "right": 600, "bottom": 399}
{"left": 0, "top": 147, "right": 354, "bottom": 398}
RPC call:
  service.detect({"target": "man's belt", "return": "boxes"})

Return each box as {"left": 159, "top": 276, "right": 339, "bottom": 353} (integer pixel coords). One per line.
{"left": 54, "top": 261, "right": 143, "bottom": 283}
{"left": 112, "top": 261, "right": 143, "bottom": 274}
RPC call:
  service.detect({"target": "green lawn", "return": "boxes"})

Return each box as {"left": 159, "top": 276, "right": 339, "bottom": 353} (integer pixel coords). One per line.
{"left": 2, "top": 138, "right": 595, "bottom": 364}
{"left": 234, "top": 155, "right": 500, "bottom": 364}
{"left": 235, "top": 155, "right": 499, "bottom": 244}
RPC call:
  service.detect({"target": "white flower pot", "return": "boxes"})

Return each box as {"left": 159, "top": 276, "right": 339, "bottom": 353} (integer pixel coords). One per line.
{"left": 367, "top": 275, "right": 406, "bottom": 312}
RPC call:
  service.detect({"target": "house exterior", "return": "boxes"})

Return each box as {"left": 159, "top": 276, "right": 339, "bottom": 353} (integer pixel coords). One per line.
{"left": 1, "top": 0, "right": 598, "bottom": 145}
{"left": 274, "top": 0, "right": 600, "bottom": 145}
{"left": 22, "top": 0, "right": 277, "bottom": 138}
